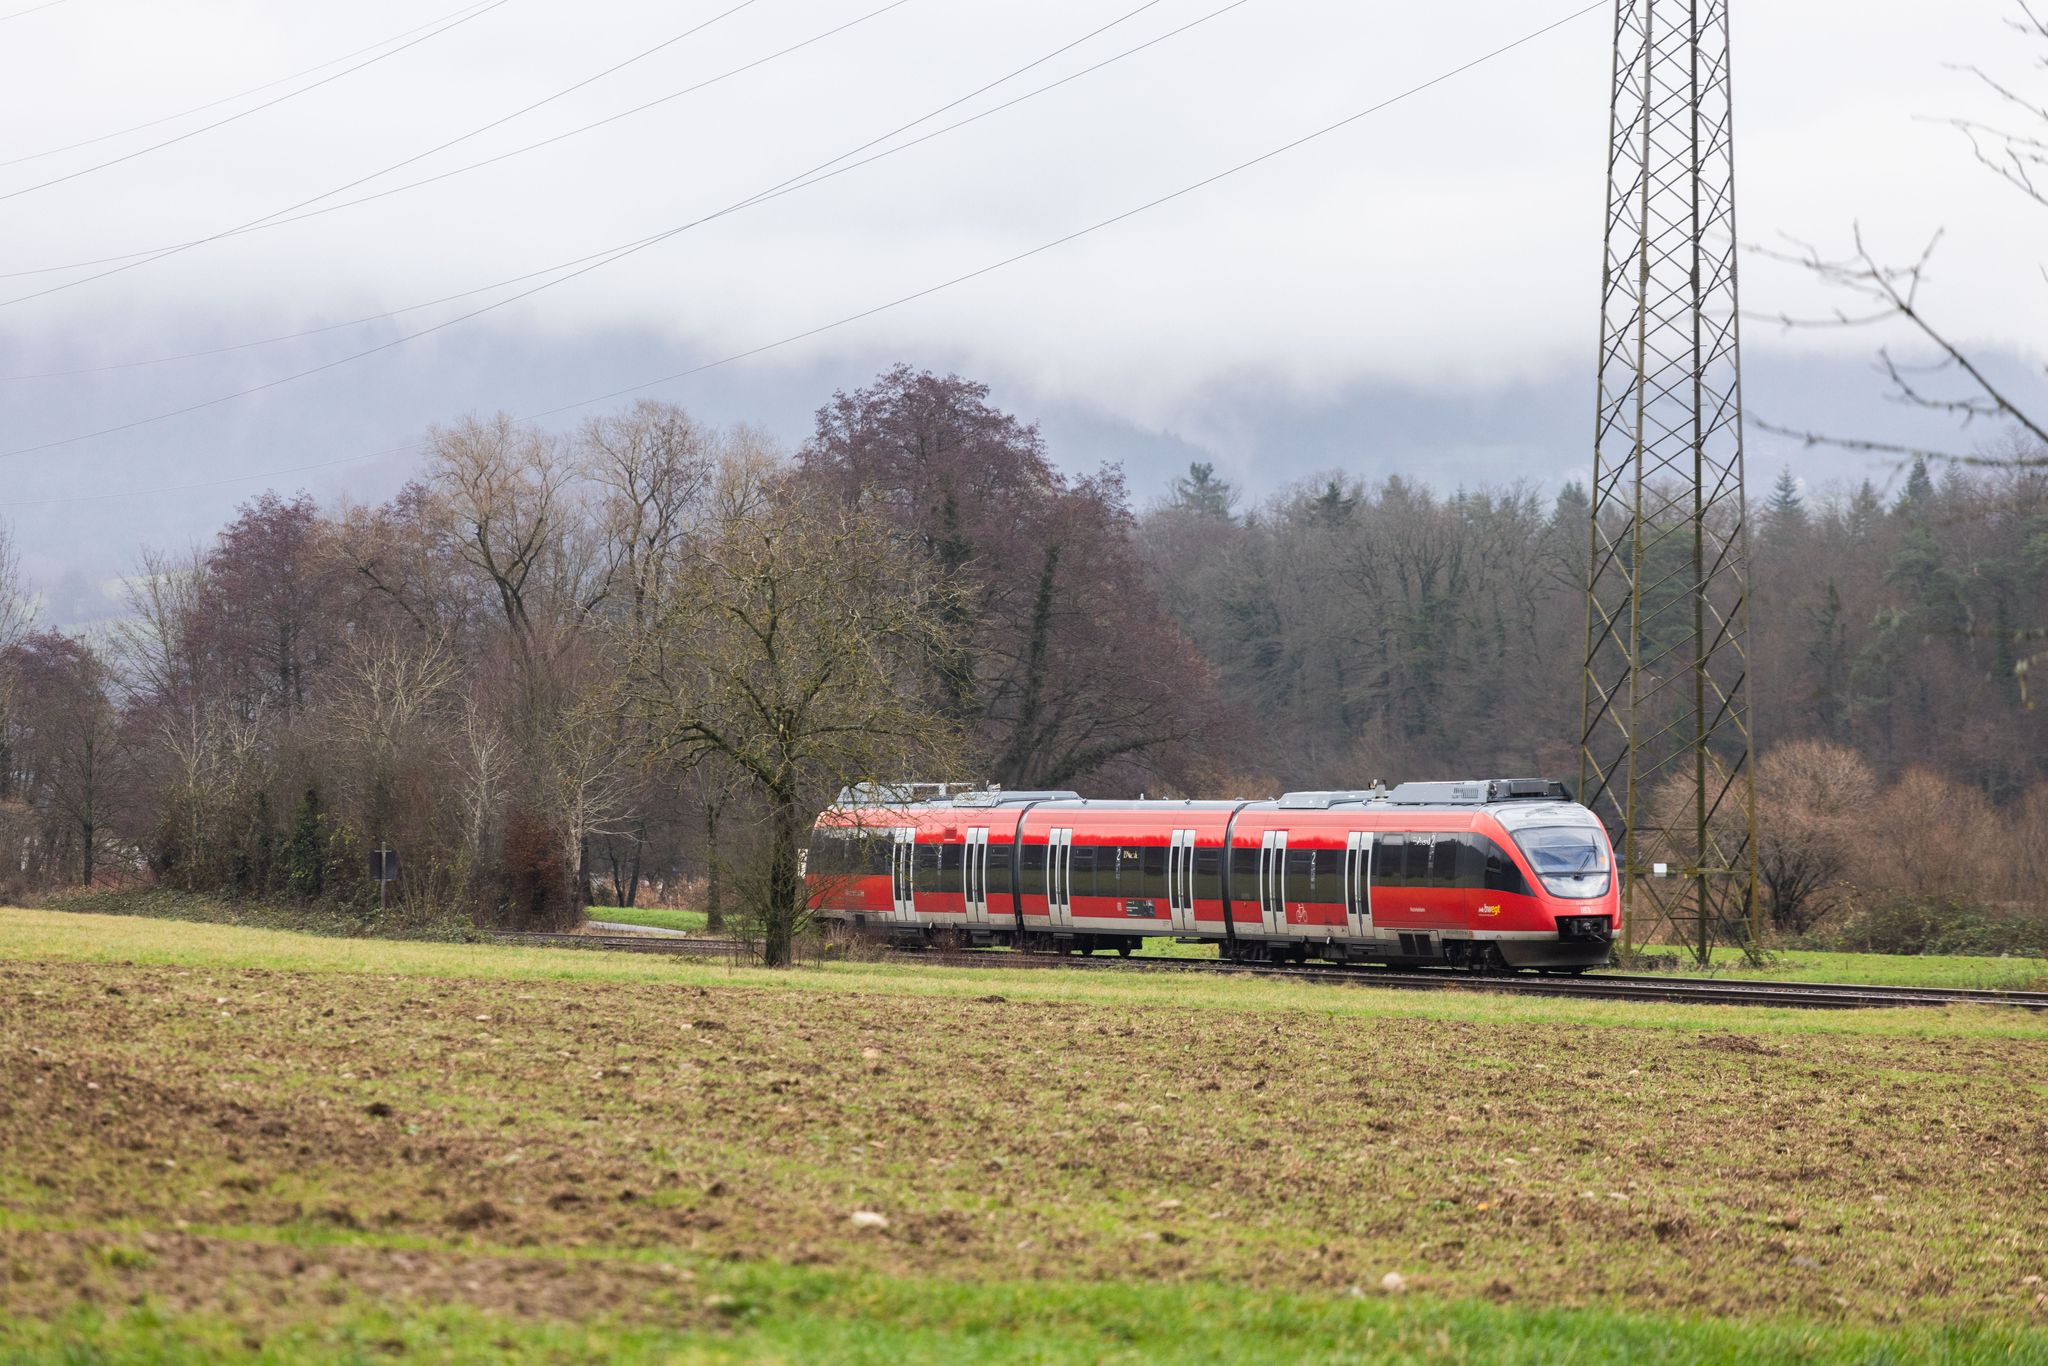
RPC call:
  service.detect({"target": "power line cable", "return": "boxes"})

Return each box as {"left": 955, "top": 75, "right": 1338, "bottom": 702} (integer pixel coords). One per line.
{"left": 2, "top": 2, "right": 506, "bottom": 169}
{"left": 0, "top": 0, "right": 518, "bottom": 204}
{"left": 0, "top": 0, "right": 1244, "bottom": 447}
{"left": 0, "top": 0, "right": 1603, "bottom": 491}
{"left": 0, "top": 0, "right": 903, "bottom": 299}
{"left": 0, "top": 0, "right": 68, "bottom": 22}
{"left": 0, "top": 0, "right": 1184, "bottom": 378}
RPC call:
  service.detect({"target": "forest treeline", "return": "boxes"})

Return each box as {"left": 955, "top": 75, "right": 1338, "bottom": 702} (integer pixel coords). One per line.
{"left": 3, "top": 366, "right": 2043, "bottom": 956}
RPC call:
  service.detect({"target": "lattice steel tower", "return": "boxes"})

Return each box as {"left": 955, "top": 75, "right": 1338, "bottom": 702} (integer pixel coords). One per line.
{"left": 1580, "top": 0, "right": 1759, "bottom": 962}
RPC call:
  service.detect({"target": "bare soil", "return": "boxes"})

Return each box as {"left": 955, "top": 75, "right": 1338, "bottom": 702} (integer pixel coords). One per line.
{"left": 2, "top": 959, "right": 2045, "bottom": 1332}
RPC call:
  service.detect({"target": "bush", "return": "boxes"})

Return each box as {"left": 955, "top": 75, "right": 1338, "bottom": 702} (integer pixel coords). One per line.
{"left": 1808, "top": 895, "right": 2048, "bottom": 958}
{"left": 48, "top": 887, "right": 474, "bottom": 942}
{"left": 492, "top": 806, "right": 580, "bottom": 932}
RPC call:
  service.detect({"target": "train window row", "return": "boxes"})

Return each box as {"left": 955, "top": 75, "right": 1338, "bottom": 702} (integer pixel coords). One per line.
{"left": 806, "top": 830, "right": 1534, "bottom": 899}
{"left": 806, "top": 828, "right": 892, "bottom": 877}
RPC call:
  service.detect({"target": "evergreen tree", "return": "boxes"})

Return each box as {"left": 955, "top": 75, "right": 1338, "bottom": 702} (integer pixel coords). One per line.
{"left": 1895, "top": 457, "right": 1936, "bottom": 518}
{"left": 1307, "top": 478, "right": 1358, "bottom": 525}
{"left": 1847, "top": 481, "right": 1883, "bottom": 538}
{"left": 280, "top": 784, "right": 325, "bottom": 901}
{"left": 1805, "top": 581, "right": 1850, "bottom": 739}
{"left": 1168, "top": 461, "right": 1238, "bottom": 520}
{"left": 1763, "top": 467, "right": 1806, "bottom": 536}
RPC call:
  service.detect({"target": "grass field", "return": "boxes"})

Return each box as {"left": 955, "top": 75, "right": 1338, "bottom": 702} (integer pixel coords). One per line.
{"left": 593, "top": 906, "right": 711, "bottom": 934}
{"left": 3, "top": 907, "right": 2046, "bottom": 1361}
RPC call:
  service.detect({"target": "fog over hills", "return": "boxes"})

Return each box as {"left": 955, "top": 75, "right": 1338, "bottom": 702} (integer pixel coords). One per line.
{"left": 2, "top": 0, "right": 2042, "bottom": 621}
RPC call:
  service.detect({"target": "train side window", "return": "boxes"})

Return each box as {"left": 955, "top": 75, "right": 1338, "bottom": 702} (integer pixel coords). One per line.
{"left": 1118, "top": 846, "right": 1144, "bottom": 895}
{"left": 1476, "top": 835, "right": 1533, "bottom": 896}
{"left": 1404, "top": 834, "right": 1432, "bottom": 886}
{"left": 864, "top": 834, "right": 891, "bottom": 875}
{"left": 1071, "top": 844, "right": 1098, "bottom": 900}
{"left": 1455, "top": 835, "right": 1487, "bottom": 890}
{"left": 1284, "top": 845, "right": 1313, "bottom": 901}
{"left": 1141, "top": 844, "right": 1167, "bottom": 899}
{"left": 1313, "top": 847, "right": 1347, "bottom": 903}
{"left": 1020, "top": 843, "right": 1047, "bottom": 897}
{"left": 1376, "top": 834, "right": 1407, "bottom": 888}
{"left": 1193, "top": 846, "right": 1221, "bottom": 901}
{"left": 1231, "top": 843, "right": 1258, "bottom": 904}
{"left": 936, "top": 840, "right": 963, "bottom": 895}
{"left": 987, "top": 842, "right": 1013, "bottom": 883}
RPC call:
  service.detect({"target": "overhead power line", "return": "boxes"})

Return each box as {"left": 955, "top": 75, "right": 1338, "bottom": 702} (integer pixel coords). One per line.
{"left": 0, "top": 0, "right": 1188, "bottom": 380}
{"left": 0, "top": 0, "right": 68, "bottom": 21}
{"left": 1, "top": 0, "right": 500, "bottom": 169}
{"left": 1, "top": 0, "right": 1605, "bottom": 498}
{"left": 0, "top": 0, "right": 903, "bottom": 299}
{"left": 0, "top": 0, "right": 518, "bottom": 204}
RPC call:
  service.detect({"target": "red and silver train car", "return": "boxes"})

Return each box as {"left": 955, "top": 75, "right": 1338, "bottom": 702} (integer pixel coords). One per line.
{"left": 806, "top": 779, "right": 1619, "bottom": 971}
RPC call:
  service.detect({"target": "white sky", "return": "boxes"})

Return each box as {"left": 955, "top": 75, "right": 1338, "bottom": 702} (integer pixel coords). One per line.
{"left": 0, "top": 0, "right": 2042, "bottom": 584}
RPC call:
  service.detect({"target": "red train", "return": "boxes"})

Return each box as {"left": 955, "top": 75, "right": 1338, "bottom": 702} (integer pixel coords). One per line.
{"left": 806, "top": 779, "right": 1619, "bottom": 971}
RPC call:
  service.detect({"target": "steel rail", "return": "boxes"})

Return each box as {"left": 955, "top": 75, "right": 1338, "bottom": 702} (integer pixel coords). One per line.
{"left": 484, "top": 931, "right": 2048, "bottom": 1011}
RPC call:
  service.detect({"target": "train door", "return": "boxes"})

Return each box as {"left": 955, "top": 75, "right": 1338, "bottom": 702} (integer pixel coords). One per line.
{"left": 890, "top": 827, "right": 917, "bottom": 923}
{"left": 963, "top": 826, "right": 990, "bottom": 926}
{"left": 1047, "top": 827, "right": 1074, "bottom": 930}
{"left": 1345, "top": 830, "right": 1374, "bottom": 937}
{"left": 1167, "top": 828, "right": 1197, "bottom": 933}
{"left": 1257, "top": 829, "right": 1287, "bottom": 936}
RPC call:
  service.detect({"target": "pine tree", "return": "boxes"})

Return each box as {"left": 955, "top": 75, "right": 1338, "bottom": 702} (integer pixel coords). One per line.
{"left": 1895, "top": 457, "right": 1936, "bottom": 518}
{"left": 1846, "top": 481, "right": 1883, "bottom": 538}
{"left": 1764, "top": 467, "right": 1806, "bottom": 536}
{"left": 1307, "top": 478, "right": 1358, "bottom": 524}
{"left": 1169, "top": 462, "right": 1238, "bottom": 520}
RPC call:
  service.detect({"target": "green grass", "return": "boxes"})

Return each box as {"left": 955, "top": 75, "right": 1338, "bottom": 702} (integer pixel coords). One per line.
{"left": 6, "top": 1257, "right": 2047, "bottom": 1363}
{"left": 7, "top": 907, "right": 2043, "bottom": 1040}
{"left": 1630, "top": 943, "right": 2048, "bottom": 990}
{"left": 589, "top": 905, "right": 711, "bottom": 933}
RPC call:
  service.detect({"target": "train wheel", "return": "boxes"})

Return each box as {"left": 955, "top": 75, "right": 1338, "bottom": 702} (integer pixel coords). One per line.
{"left": 1117, "top": 943, "right": 1133, "bottom": 958}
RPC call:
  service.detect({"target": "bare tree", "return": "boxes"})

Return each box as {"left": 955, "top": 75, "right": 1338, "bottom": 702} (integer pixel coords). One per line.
{"left": 624, "top": 453, "right": 964, "bottom": 966}
{"left": 581, "top": 399, "right": 717, "bottom": 636}
{"left": 1754, "top": 4, "right": 2048, "bottom": 703}
{"left": 1757, "top": 2, "right": 2047, "bottom": 466}
{"left": 1754, "top": 741, "right": 1877, "bottom": 937}
{"left": 9, "top": 634, "right": 127, "bottom": 886}
{"left": 0, "top": 519, "right": 39, "bottom": 812}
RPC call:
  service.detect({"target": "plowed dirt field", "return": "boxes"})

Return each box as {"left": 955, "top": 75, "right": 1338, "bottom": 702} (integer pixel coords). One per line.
{"left": 3, "top": 917, "right": 2046, "bottom": 1360}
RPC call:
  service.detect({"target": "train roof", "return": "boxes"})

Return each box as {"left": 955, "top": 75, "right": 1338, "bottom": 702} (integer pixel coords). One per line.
{"left": 830, "top": 779, "right": 1584, "bottom": 820}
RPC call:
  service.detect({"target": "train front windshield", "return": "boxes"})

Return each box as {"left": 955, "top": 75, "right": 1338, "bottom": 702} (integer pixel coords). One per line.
{"left": 1511, "top": 827, "right": 1612, "bottom": 899}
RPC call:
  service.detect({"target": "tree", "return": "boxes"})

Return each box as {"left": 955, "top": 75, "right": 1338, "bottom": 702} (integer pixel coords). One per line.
{"left": 1762, "top": 467, "right": 1807, "bottom": 537}
{"left": 1754, "top": 741, "right": 1875, "bottom": 936}
{"left": 0, "top": 519, "right": 38, "bottom": 810}
{"left": 800, "top": 366, "right": 1214, "bottom": 789}
{"left": 1168, "top": 462, "right": 1238, "bottom": 520}
{"left": 8, "top": 633, "right": 126, "bottom": 886}
{"left": 1756, "top": 3, "right": 2048, "bottom": 698}
{"left": 624, "top": 453, "right": 963, "bottom": 966}
{"left": 195, "top": 492, "right": 338, "bottom": 720}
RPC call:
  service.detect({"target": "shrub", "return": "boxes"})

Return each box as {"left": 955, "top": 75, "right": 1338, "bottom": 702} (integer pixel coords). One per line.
{"left": 492, "top": 806, "right": 579, "bottom": 932}
{"left": 1810, "top": 895, "right": 2048, "bottom": 958}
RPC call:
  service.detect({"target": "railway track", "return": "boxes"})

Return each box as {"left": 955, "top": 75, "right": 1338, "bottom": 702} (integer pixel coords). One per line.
{"left": 486, "top": 930, "right": 2048, "bottom": 1011}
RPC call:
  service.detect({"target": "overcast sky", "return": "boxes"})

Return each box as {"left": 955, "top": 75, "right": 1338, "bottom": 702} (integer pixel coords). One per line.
{"left": 1, "top": 0, "right": 2042, "bottom": 606}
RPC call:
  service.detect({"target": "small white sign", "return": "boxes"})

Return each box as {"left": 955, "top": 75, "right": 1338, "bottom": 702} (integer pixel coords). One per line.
{"left": 1652, "top": 862, "right": 1670, "bottom": 878}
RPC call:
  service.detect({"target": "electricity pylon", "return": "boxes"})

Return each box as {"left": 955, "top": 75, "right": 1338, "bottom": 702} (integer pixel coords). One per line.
{"left": 1580, "top": 0, "right": 1760, "bottom": 963}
